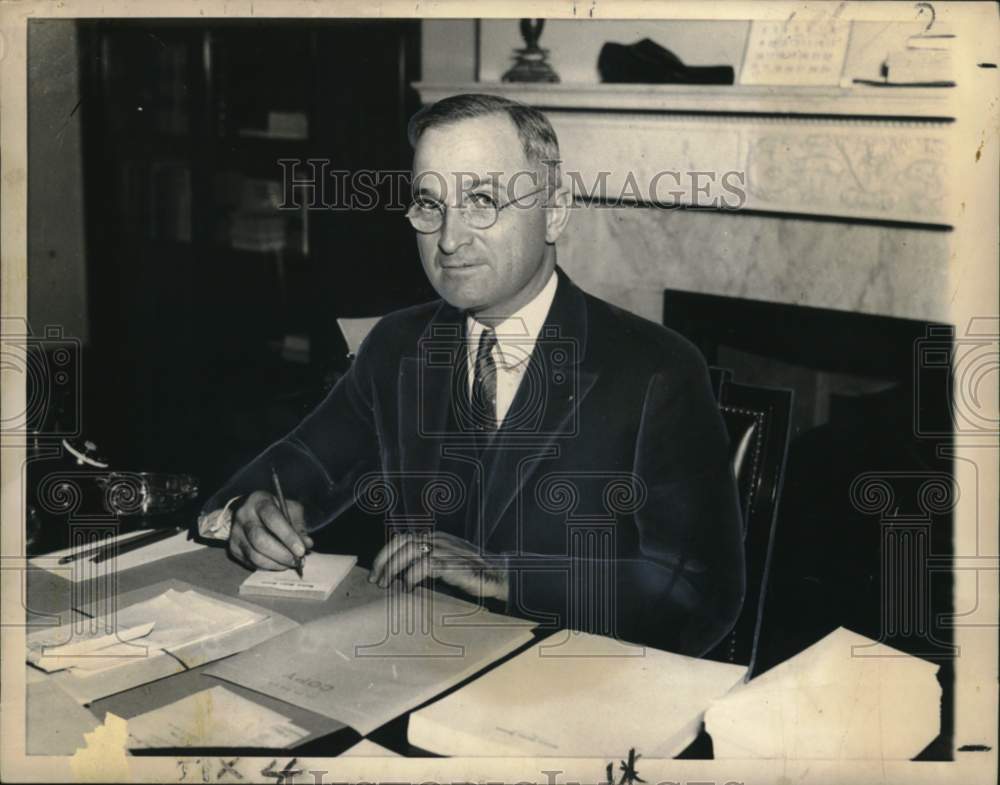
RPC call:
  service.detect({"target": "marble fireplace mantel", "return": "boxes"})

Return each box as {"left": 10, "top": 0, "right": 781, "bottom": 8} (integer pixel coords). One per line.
{"left": 414, "top": 82, "right": 956, "bottom": 228}
{"left": 412, "top": 82, "right": 954, "bottom": 324}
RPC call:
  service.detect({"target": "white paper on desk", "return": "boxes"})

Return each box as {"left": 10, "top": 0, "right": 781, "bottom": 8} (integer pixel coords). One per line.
{"left": 72, "top": 593, "right": 261, "bottom": 678}
{"left": 27, "top": 677, "right": 102, "bottom": 755}
{"left": 28, "top": 589, "right": 262, "bottom": 662}
{"left": 30, "top": 588, "right": 271, "bottom": 703}
{"left": 704, "top": 627, "right": 941, "bottom": 760}
{"left": 127, "top": 686, "right": 309, "bottom": 749}
{"left": 29, "top": 530, "right": 206, "bottom": 581}
{"left": 239, "top": 553, "right": 356, "bottom": 600}
{"left": 106, "top": 531, "right": 206, "bottom": 573}
{"left": 206, "top": 588, "right": 536, "bottom": 735}
{"left": 408, "top": 630, "right": 747, "bottom": 757}
{"left": 32, "top": 622, "right": 156, "bottom": 673}
{"left": 128, "top": 589, "right": 264, "bottom": 651}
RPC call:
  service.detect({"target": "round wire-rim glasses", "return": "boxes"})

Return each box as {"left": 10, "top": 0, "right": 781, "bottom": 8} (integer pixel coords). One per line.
{"left": 406, "top": 185, "right": 550, "bottom": 233}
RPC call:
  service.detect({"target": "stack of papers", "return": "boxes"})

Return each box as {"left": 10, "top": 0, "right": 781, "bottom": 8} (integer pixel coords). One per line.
{"left": 28, "top": 589, "right": 264, "bottom": 676}
{"left": 29, "top": 622, "right": 157, "bottom": 675}
{"left": 127, "top": 686, "right": 309, "bottom": 749}
{"left": 704, "top": 627, "right": 941, "bottom": 759}
{"left": 26, "top": 587, "right": 284, "bottom": 704}
{"left": 408, "top": 630, "right": 748, "bottom": 757}
{"left": 239, "top": 553, "right": 357, "bottom": 601}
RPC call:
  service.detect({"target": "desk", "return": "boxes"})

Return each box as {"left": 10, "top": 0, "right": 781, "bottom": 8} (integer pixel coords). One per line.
{"left": 27, "top": 544, "right": 714, "bottom": 758}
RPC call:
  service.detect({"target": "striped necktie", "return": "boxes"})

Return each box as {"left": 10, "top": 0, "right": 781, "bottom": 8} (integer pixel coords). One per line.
{"left": 472, "top": 327, "right": 498, "bottom": 432}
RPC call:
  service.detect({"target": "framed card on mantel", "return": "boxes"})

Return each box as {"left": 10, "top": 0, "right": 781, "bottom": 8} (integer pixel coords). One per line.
{"left": 740, "top": 18, "right": 851, "bottom": 86}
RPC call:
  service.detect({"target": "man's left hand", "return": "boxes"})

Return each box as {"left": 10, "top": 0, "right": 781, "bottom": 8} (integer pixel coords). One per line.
{"left": 369, "top": 531, "right": 509, "bottom": 603}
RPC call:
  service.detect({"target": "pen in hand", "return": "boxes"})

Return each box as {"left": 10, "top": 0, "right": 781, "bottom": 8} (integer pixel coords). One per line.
{"left": 271, "top": 465, "right": 305, "bottom": 579}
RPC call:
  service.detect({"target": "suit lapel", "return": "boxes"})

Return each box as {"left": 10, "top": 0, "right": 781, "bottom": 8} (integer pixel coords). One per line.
{"left": 472, "top": 270, "right": 600, "bottom": 545}
{"left": 397, "top": 301, "right": 470, "bottom": 518}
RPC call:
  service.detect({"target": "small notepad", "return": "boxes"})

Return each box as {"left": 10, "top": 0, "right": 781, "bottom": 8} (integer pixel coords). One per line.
{"left": 239, "top": 553, "right": 357, "bottom": 601}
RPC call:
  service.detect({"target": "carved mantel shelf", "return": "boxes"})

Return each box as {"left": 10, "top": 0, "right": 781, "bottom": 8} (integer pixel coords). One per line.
{"left": 414, "top": 82, "right": 956, "bottom": 227}
{"left": 416, "top": 82, "right": 955, "bottom": 120}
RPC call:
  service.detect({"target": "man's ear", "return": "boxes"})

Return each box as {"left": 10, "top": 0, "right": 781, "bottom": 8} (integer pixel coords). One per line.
{"left": 545, "top": 183, "right": 572, "bottom": 244}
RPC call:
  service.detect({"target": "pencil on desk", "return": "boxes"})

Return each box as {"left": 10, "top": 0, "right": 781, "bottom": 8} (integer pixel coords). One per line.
{"left": 57, "top": 532, "right": 146, "bottom": 564}
{"left": 271, "top": 465, "right": 305, "bottom": 579}
{"left": 90, "top": 526, "right": 182, "bottom": 563}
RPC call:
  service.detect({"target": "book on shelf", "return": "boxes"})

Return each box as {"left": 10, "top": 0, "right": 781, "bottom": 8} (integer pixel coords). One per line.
{"left": 221, "top": 176, "right": 305, "bottom": 253}
{"left": 238, "top": 111, "right": 309, "bottom": 140}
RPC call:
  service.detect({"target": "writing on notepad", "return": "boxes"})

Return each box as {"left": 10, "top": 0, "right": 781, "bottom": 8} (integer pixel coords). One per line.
{"left": 239, "top": 553, "right": 357, "bottom": 601}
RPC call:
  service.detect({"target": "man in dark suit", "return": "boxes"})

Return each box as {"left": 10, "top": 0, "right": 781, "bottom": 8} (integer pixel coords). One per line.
{"left": 200, "top": 94, "right": 744, "bottom": 657}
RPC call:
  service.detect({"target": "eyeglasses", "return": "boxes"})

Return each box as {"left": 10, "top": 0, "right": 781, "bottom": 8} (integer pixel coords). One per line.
{"left": 406, "top": 186, "right": 549, "bottom": 234}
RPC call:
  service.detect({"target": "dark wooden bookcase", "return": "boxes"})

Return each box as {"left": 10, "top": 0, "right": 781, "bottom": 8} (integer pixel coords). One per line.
{"left": 77, "top": 20, "right": 432, "bottom": 485}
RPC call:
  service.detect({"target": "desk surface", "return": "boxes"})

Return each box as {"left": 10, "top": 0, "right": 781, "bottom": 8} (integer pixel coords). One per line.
{"left": 28, "top": 543, "right": 386, "bottom": 625}
{"left": 26, "top": 544, "right": 408, "bottom": 756}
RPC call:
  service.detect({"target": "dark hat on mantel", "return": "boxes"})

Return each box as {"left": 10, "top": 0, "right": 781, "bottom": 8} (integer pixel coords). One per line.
{"left": 598, "top": 38, "right": 734, "bottom": 85}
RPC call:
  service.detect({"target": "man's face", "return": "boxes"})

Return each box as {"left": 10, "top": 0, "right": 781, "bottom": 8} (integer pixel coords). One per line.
{"left": 411, "top": 113, "right": 555, "bottom": 316}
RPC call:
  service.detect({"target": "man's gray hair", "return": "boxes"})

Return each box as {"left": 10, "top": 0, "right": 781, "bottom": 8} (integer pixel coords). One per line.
{"left": 408, "top": 93, "right": 561, "bottom": 185}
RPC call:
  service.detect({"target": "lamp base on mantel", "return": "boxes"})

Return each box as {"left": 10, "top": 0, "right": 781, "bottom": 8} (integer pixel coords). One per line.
{"left": 502, "top": 48, "right": 560, "bottom": 83}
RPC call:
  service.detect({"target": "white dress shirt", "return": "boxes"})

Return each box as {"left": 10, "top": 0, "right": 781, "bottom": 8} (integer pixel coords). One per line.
{"left": 466, "top": 271, "right": 558, "bottom": 427}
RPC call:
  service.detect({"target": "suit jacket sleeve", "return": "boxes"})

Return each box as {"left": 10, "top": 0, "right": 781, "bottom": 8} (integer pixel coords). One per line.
{"left": 506, "top": 345, "right": 746, "bottom": 657}
{"left": 198, "top": 333, "right": 382, "bottom": 535}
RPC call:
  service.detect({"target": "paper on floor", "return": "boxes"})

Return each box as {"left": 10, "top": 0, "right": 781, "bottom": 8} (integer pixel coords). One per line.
{"left": 704, "top": 627, "right": 941, "bottom": 760}
{"left": 408, "top": 629, "right": 747, "bottom": 757}
{"left": 127, "top": 686, "right": 309, "bottom": 749}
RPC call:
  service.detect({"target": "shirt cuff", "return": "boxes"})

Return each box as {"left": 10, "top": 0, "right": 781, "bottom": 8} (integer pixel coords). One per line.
{"left": 196, "top": 495, "right": 242, "bottom": 540}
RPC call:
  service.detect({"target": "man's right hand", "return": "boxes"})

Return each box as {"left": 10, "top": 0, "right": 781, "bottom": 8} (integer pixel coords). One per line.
{"left": 228, "top": 490, "right": 314, "bottom": 570}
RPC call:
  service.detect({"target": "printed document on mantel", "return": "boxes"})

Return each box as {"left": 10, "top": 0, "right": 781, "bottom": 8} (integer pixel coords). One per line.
{"left": 407, "top": 630, "right": 748, "bottom": 757}
{"left": 206, "top": 587, "right": 536, "bottom": 735}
